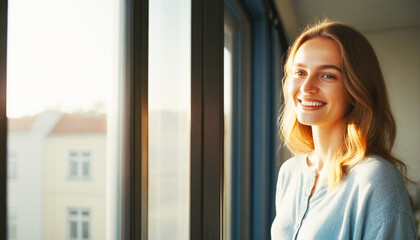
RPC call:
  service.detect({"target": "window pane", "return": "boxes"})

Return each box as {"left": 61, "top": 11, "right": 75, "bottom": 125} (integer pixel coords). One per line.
{"left": 148, "top": 0, "right": 191, "bottom": 239}
{"left": 82, "top": 162, "right": 90, "bottom": 177}
{"left": 7, "top": 161, "right": 17, "bottom": 179}
{"left": 70, "top": 161, "right": 78, "bottom": 176}
{"left": 70, "top": 221, "right": 78, "bottom": 238}
{"left": 8, "top": 225, "right": 16, "bottom": 240}
{"left": 7, "top": 0, "right": 123, "bottom": 239}
{"left": 7, "top": 152, "right": 17, "bottom": 179}
{"left": 7, "top": 207, "right": 17, "bottom": 240}
{"left": 223, "top": 21, "right": 234, "bottom": 240}
{"left": 82, "top": 221, "right": 90, "bottom": 238}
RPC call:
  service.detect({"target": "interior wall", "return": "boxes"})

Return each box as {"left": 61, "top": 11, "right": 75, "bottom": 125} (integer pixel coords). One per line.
{"left": 364, "top": 27, "right": 420, "bottom": 182}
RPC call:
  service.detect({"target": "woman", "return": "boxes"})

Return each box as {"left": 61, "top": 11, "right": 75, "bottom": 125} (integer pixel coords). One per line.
{"left": 271, "top": 20, "right": 417, "bottom": 239}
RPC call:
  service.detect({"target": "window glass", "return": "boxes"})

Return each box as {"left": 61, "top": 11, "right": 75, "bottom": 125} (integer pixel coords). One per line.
{"left": 7, "top": 152, "right": 17, "bottom": 179}
{"left": 68, "top": 150, "right": 92, "bottom": 179}
{"left": 223, "top": 21, "right": 234, "bottom": 240}
{"left": 70, "top": 221, "right": 77, "bottom": 238}
{"left": 82, "top": 162, "right": 90, "bottom": 177}
{"left": 82, "top": 221, "right": 90, "bottom": 238}
{"left": 7, "top": 207, "right": 17, "bottom": 240}
{"left": 70, "top": 161, "right": 78, "bottom": 177}
{"left": 68, "top": 209, "right": 90, "bottom": 240}
{"left": 7, "top": 0, "right": 123, "bottom": 239}
{"left": 148, "top": 0, "right": 191, "bottom": 239}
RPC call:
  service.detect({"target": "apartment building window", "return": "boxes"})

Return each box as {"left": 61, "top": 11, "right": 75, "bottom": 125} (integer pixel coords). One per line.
{"left": 7, "top": 152, "right": 17, "bottom": 179}
{"left": 68, "top": 208, "right": 90, "bottom": 240}
{"left": 68, "top": 150, "right": 91, "bottom": 180}
{"left": 8, "top": 208, "right": 16, "bottom": 240}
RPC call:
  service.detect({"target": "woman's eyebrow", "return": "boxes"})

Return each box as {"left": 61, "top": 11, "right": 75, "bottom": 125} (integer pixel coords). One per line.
{"left": 293, "top": 63, "right": 342, "bottom": 73}
{"left": 319, "top": 65, "right": 342, "bottom": 73}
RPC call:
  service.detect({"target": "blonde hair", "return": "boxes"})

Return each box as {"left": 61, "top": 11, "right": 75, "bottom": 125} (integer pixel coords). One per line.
{"left": 280, "top": 19, "right": 407, "bottom": 189}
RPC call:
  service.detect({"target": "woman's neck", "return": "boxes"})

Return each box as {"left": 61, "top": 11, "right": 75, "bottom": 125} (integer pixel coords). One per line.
{"left": 309, "top": 121, "right": 346, "bottom": 173}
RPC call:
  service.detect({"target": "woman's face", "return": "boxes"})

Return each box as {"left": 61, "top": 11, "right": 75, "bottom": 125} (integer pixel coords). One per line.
{"left": 288, "top": 37, "right": 351, "bottom": 128}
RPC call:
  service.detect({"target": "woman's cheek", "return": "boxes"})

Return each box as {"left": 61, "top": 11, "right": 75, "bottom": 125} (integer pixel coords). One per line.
{"left": 288, "top": 79, "right": 298, "bottom": 97}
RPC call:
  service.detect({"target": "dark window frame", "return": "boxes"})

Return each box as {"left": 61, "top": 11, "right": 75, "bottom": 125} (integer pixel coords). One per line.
{"left": 121, "top": 0, "right": 149, "bottom": 239}
{"left": 191, "top": 0, "right": 224, "bottom": 239}
{"left": 0, "top": 0, "right": 7, "bottom": 239}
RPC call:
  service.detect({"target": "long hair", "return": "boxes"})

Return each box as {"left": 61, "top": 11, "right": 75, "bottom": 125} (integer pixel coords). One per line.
{"left": 280, "top": 19, "right": 408, "bottom": 189}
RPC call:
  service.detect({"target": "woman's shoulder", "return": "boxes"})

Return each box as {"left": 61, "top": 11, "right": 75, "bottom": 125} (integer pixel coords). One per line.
{"left": 274, "top": 154, "right": 308, "bottom": 194}
{"left": 350, "top": 155, "right": 405, "bottom": 187}
{"left": 347, "top": 154, "right": 412, "bottom": 214}
{"left": 275, "top": 154, "right": 307, "bottom": 185}
{"left": 278, "top": 153, "right": 307, "bottom": 175}
{"left": 347, "top": 155, "right": 417, "bottom": 238}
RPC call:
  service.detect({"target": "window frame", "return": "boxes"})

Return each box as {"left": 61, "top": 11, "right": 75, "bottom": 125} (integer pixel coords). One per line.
{"left": 190, "top": 0, "right": 224, "bottom": 239}
{"left": 0, "top": 0, "right": 225, "bottom": 238}
{"left": 0, "top": 0, "right": 150, "bottom": 238}
{"left": 67, "top": 150, "right": 92, "bottom": 180}
{"left": 67, "top": 208, "right": 91, "bottom": 240}
{"left": 0, "top": 0, "right": 288, "bottom": 239}
{"left": 0, "top": 1, "right": 7, "bottom": 239}
{"left": 121, "top": 0, "right": 149, "bottom": 239}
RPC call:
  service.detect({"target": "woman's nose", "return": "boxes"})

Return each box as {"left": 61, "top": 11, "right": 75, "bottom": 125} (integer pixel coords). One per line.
{"left": 300, "top": 75, "right": 318, "bottom": 94}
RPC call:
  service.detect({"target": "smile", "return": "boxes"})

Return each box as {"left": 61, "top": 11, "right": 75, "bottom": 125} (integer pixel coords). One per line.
{"left": 300, "top": 100, "right": 326, "bottom": 107}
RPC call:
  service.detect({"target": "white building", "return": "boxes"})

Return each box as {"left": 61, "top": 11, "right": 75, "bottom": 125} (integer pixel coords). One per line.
{"left": 43, "top": 113, "right": 107, "bottom": 240}
{"left": 8, "top": 112, "right": 61, "bottom": 240}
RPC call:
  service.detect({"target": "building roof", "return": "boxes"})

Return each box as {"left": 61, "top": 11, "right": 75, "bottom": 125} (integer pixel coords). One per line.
{"left": 8, "top": 115, "right": 38, "bottom": 131}
{"left": 50, "top": 114, "right": 106, "bottom": 134}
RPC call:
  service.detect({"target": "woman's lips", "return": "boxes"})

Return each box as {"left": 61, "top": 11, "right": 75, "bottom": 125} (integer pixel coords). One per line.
{"left": 298, "top": 99, "right": 326, "bottom": 110}
{"left": 300, "top": 99, "right": 326, "bottom": 107}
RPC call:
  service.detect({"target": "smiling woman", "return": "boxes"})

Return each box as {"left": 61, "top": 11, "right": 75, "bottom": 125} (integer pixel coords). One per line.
{"left": 290, "top": 37, "right": 351, "bottom": 130}
{"left": 272, "top": 20, "right": 417, "bottom": 239}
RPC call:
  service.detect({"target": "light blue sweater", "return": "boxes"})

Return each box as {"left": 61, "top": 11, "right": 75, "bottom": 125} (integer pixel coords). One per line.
{"left": 271, "top": 154, "right": 417, "bottom": 240}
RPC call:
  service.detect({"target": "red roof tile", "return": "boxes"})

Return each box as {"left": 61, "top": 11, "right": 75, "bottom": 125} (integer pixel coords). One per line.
{"left": 8, "top": 116, "right": 38, "bottom": 131}
{"left": 50, "top": 114, "right": 106, "bottom": 134}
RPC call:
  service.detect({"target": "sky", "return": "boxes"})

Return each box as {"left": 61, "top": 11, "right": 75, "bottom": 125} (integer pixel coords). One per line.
{"left": 7, "top": 0, "right": 192, "bottom": 118}
{"left": 7, "top": 0, "right": 117, "bottom": 118}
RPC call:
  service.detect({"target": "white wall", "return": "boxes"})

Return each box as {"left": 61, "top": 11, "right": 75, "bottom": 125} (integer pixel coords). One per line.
{"left": 44, "top": 134, "right": 106, "bottom": 240}
{"left": 365, "top": 27, "right": 420, "bottom": 182}
{"left": 7, "top": 112, "right": 61, "bottom": 240}
{"left": 8, "top": 131, "right": 44, "bottom": 240}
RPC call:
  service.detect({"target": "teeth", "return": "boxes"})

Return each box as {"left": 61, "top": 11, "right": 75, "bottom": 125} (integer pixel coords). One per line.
{"left": 301, "top": 100, "right": 325, "bottom": 107}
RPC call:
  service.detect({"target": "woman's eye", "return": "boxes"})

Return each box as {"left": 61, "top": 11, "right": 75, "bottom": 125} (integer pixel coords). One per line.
{"left": 294, "top": 71, "right": 306, "bottom": 76}
{"left": 322, "top": 74, "right": 336, "bottom": 79}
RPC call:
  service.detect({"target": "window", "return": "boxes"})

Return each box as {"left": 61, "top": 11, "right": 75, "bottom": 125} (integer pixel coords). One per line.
{"left": 0, "top": 0, "right": 280, "bottom": 239}
{"left": 224, "top": 18, "right": 234, "bottom": 240}
{"left": 5, "top": 1, "right": 122, "bottom": 239}
{"left": 68, "top": 150, "right": 91, "bottom": 180}
{"left": 7, "top": 208, "right": 17, "bottom": 240}
{"left": 7, "top": 152, "right": 17, "bottom": 179}
{"left": 68, "top": 208, "right": 90, "bottom": 240}
{"left": 148, "top": 0, "right": 191, "bottom": 238}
